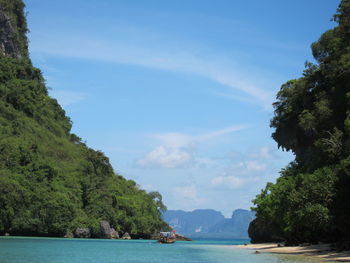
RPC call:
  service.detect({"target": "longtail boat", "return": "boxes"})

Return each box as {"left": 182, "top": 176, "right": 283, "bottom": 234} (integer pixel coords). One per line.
{"left": 158, "top": 230, "right": 176, "bottom": 244}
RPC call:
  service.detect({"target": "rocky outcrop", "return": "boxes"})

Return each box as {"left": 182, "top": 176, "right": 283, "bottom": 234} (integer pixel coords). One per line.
{"left": 110, "top": 228, "right": 119, "bottom": 239}
{"left": 150, "top": 232, "right": 192, "bottom": 241}
{"left": 121, "top": 232, "right": 131, "bottom": 240}
{"left": 74, "top": 228, "right": 91, "bottom": 238}
{"left": 64, "top": 231, "right": 74, "bottom": 238}
{"left": 248, "top": 218, "right": 283, "bottom": 243}
{"left": 0, "top": 7, "right": 21, "bottom": 58}
{"left": 98, "top": 220, "right": 119, "bottom": 239}
{"left": 71, "top": 221, "right": 121, "bottom": 239}
{"left": 248, "top": 219, "right": 272, "bottom": 243}
{"left": 175, "top": 233, "right": 192, "bottom": 241}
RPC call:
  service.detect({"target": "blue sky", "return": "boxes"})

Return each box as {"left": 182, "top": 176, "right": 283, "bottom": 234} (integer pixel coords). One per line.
{"left": 24, "top": 0, "right": 339, "bottom": 217}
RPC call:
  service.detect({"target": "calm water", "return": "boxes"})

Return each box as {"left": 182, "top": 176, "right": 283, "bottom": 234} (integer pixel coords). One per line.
{"left": 0, "top": 237, "right": 321, "bottom": 263}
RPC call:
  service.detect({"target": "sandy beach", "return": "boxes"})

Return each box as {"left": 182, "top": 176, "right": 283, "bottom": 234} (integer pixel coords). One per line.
{"left": 235, "top": 243, "right": 350, "bottom": 262}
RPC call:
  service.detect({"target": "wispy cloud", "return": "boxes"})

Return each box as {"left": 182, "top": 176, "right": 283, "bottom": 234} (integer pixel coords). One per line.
{"left": 195, "top": 126, "right": 246, "bottom": 142}
{"left": 30, "top": 31, "right": 274, "bottom": 108}
{"left": 49, "top": 90, "right": 88, "bottom": 106}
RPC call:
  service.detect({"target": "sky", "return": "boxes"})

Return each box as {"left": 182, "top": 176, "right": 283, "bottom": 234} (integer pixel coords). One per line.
{"left": 24, "top": 0, "right": 339, "bottom": 217}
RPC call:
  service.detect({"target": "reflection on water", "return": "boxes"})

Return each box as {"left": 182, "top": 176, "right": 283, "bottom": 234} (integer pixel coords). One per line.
{"left": 0, "top": 237, "right": 322, "bottom": 263}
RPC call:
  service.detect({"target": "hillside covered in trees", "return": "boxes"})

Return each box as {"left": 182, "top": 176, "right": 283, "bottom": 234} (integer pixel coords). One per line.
{"left": 0, "top": 0, "right": 169, "bottom": 238}
{"left": 249, "top": 0, "right": 350, "bottom": 248}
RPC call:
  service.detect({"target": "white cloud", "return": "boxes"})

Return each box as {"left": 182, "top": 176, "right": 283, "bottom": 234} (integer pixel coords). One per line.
{"left": 137, "top": 125, "right": 245, "bottom": 168}
{"left": 209, "top": 154, "right": 269, "bottom": 191}
{"left": 137, "top": 145, "right": 193, "bottom": 168}
{"left": 210, "top": 169, "right": 263, "bottom": 191}
{"left": 152, "top": 133, "right": 193, "bottom": 148}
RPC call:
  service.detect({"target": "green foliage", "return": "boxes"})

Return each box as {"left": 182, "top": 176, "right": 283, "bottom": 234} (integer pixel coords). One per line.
{"left": 251, "top": 0, "right": 350, "bottom": 245}
{"left": 0, "top": 1, "right": 169, "bottom": 237}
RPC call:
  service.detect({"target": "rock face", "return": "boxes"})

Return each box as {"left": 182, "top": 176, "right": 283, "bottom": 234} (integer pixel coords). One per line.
{"left": 99, "top": 220, "right": 112, "bottom": 239}
{"left": 0, "top": 7, "right": 21, "bottom": 58}
{"left": 74, "top": 228, "right": 91, "bottom": 238}
{"left": 121, "top": 232, "right": 131, "bottom": 240}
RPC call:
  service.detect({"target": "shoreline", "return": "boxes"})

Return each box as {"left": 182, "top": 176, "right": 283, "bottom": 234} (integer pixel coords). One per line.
{"left": 235, "top": 243, "right": 350, "bottom": 262}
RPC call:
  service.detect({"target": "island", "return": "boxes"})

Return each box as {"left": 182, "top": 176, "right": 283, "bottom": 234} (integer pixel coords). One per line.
{"left": 0, "top": 0, "right": 170, "bottom": 239}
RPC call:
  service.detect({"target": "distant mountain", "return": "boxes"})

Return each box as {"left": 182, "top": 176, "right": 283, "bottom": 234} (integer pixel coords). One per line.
{"left": 163, "top": 209, "right": 255, "bottom": 239}
{"left": 163, "top": 209, "right": 225, "bottom": 234}
{"left": 207, "top": 209, "right": 256, "bottom": 238}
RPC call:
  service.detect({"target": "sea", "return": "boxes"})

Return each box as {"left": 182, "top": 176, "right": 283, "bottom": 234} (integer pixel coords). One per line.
{"left": 0, "top": 237, "right": 321, "bottom": 263}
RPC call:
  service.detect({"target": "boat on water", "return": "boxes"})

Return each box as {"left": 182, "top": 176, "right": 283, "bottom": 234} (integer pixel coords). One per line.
{"left": 158, "top": 230, "right": 176, "bottom": 244}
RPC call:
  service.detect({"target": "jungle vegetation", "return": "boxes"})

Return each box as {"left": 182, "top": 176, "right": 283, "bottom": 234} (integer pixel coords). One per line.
{"left": 249, "top": 0, "right": 350, "bottom": 248}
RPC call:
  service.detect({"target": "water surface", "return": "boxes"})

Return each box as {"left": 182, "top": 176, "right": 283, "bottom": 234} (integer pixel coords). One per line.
{"left": 0, "top": 237, "right": 321, "bottom": 263}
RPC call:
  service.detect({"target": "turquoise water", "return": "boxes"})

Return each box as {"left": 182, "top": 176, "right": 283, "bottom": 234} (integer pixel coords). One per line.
{"left": 0, "top": 237, "right": 320, "bottom": 263}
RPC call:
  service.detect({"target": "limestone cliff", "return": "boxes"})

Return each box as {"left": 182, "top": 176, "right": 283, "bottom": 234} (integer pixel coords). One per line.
{"left": 0, "top": 1, "right": 28, "bottom": 58}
